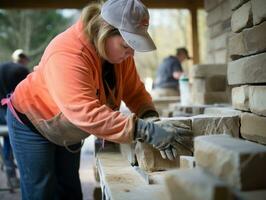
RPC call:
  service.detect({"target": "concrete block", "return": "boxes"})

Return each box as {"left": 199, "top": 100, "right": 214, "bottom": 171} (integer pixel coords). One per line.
{"left": 192, "top": 64, "right": 227, "bottom": 78}
{"left": 232, "top": 85, "right": 250, "bottom": 111}
{"left": 228, "top": 52, "right": 266, "bottom": 85}
{"left": 231, "top": 1, "right": 253, "bottom": 32}
{"left": 230, "top": 0, "right": 249, "bottom": 10}
{"left": 195, "top": 135, "right": 266, "bottom": 190}
{"left": 192, "top": 114, "right": 240, "bottom": 137}
{"left": 241, "top": 112, "right": 266, "bottom": 144}
{"left": 165, "top": 168, "right": 233, "bottom": 200}
{"left": 249, "top": 86, "right": 266, "bottom": 116}
{"left": 252, "top": 0, "right": 266, "bottom": 25}
{"left": 180, "top": 156, "right": 196, "bottom": 169}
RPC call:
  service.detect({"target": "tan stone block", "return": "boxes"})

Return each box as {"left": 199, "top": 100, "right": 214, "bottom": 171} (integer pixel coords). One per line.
{"left": 228, "top": 52, "right": 266, "bottom": 85}
{"left": 192, "top": 114, "right": 240, "bottom": 137}
{"left": 209, "top": 19, "right": 231, "bottom": 38}
{"left": 195, "top": 135, "right": 266, "bottom": 190}
{"left": 207, "top": 6, "right": 222, "bottom": 26}
{"left": 232, "top": 85, "right": 250, "bottom": 111}
{"left": 180, "top": 156, "right": 196, "bottom": 169}
{"left": 241, "top": 112, "right": 266, "bottom": 144}
{"left": 192, "top": 92, "right": 230, "bottom": 105}
{"left": 120, "top": 143, "right": 137, "bottom": 166}
{"left": 165, "top": 168, "right": 233, "bottom": 200}
{"left": 204, "top": 107, "right": 242, "bottom": 116}
{"left": 192, "top": 64, "right": 227, "bottom": 78}
{"left": 252, "top": 0, "right": 266, "bottom": 25}
{"left": 249, "top": 86, "right": 266, "bottom": 116}
{"left": 192, "top": 76, "right": 227, "bottom": 93}
{"left": 231, "top": 1, "right": 253, "bottom": 32}
{"left": 228, "top": 32, "right": 246, "bottom": 59}
{"left": 230, "top": 0, "right": 250, "bottom": 10}
{"left": 221, "top": 0, "right": 233, "bottom": 20}
{"left": 205, "top": 0, "right": 222, "bottom": 12}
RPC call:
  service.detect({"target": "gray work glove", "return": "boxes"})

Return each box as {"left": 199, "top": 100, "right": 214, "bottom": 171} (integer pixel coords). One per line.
{"left": 134, "top": 119, "right": 193, "bottom": 160}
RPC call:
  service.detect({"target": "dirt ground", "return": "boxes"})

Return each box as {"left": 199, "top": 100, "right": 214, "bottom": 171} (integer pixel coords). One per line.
{"left": 0, "top": 137, "right": 99, "bottom": 200}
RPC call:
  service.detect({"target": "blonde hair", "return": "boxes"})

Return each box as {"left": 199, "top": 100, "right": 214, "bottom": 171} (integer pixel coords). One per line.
{"left": 81, "top": 2, "right": 120, "bottom": 60}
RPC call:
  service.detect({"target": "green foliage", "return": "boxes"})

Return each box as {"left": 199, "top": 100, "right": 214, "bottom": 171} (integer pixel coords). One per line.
{"left": 0, "top": 9, "right": 73, "bottom": 69}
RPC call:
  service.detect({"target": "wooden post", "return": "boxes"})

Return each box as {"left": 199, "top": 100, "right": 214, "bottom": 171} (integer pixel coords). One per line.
{"left": 190, "top": 7, "right": 200, "bottom": 64}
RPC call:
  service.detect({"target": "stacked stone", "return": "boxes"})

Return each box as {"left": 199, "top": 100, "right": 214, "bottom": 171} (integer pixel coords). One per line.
{"left": 205, "top": 0, "right": 232, "bottom": 64}
{"left": 228, "top": 0, "right": 266, "bottom": 145}
{"left": 191, "top": 64, "right": 231, "bottom": 104}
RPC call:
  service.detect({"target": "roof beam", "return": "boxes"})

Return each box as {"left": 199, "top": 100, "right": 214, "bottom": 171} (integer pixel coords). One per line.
{"left": 0, "top": 0, "right": 204, "bottom": 9}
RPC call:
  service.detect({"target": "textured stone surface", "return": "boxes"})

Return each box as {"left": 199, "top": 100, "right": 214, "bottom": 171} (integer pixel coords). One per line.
{"left": 230, "top": 0, "right": 249, "bottom": 10}
{"left": 207, "top": 5, "right": 222, "bottom": 26}
{"left": 228, "top": 52, "right": 266, "bottom": 85}
{"left": 192, "top": 114, "right": 240, "bottom": 137}
{"left": 249, "top": 86, "right": 266, "bottom": 117}
{"left": 195, "top": 135, "right": 266, "bottom": 190}
{"left": 241, "top": 112, "right": 266, "bottom": 144}
{"left": 165, "top": 168, "right": 233, "bottom": 200}
{"left": 192, "top": 92, "right": 230, "bottom": 105}
{"left": 252, "top": 0, "right": 266, "bottom": 25}
{"left": 204, "top": 107, "right": 242, "bottom": 116}
{"left": 120, "top": 143, "right": 137, "bottom": 166}
{"left": 231, "top": 1, "right": 253, "bottom": 33}
{"left": 235, "top": 190, "right": 266, "bottom": 200}
{"left": 205, "top": 0, "right": 221, "bottom": 12}
{"left": 180, "top": 156, "right": 196, "bottom": 169}
{"left": 192, "top": 64, "right": 227, "bottom": 78}
{"left": 193, "top": 76, "right": 227, "bottom": 93}
{"left": 232, "top": 85, "right": 250, "bottom": 111}
{"left": 228, "top": 32, "right": 246, "bottom": 59}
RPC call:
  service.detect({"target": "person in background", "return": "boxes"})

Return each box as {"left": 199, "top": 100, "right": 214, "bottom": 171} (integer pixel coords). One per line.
{"left": 153, "top": 47, "right": 191, "bottom": 97}
{"left": 4, "top": 1, "right": 193, "bottom": 199}
{"left": 0, "top": 49, "right": 30, "bottom": 189}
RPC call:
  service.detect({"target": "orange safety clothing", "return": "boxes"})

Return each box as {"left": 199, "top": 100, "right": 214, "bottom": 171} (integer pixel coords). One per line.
{"left": 11, "top": 19, "right": 156, "bottom": 144}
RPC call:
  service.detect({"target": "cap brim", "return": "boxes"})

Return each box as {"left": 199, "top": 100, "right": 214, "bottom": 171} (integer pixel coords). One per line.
{"left": 120, "top": 30, "right": 156, "bottom": 52}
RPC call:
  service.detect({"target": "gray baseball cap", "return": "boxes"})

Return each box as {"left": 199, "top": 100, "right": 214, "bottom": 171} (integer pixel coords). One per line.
{"left": 101, "top": 0, "right": 156, "bottom": 52}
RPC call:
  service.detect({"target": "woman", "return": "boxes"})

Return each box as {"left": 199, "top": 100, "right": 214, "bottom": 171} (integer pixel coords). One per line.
{"left": 4, "top": 0, "right": 192, "bottom": 199}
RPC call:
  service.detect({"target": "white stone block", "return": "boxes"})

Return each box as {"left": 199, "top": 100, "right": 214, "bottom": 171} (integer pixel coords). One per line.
{"left": 249, "top": 86, "right": 266, "bottom": 117}
{"left": 232, "top": 85, "right": 250, "bottom": 111}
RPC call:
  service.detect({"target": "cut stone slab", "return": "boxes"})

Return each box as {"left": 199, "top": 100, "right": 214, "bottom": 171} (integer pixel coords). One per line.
{"left": 195, "top": 135, "right": 266, "bottom": 190}
{"left": 251, "top": 0, "right": 266, "bottom": 25}
{"left": 232, "top": 85, "right": 250, "bottom": 111}
{"left": 228, "top": 52, "right": 266, "bottom": 85}
{"left": 249, "top": 86, "right": 266, "bottom": 117}
{"left": 192, "top": 114, "right": 240, "bottom": 137}
{"left": 231, "top": 1, "right": 253, "bottom": 33}
{"left": 192, "top": 91, "right": 230, "bottom": 105}
{"left": 180, "top": 156, "right": 196, "bottom": 169}
{"left": 164, "top": 168, "right": 233, "bottom": 200}
{"left": 230, "top": 0, "right": 250, "bottom": 11}
{"left": 191, "top": 64, "right": 227, "bottom": 78}
{"left": 192, "top": 75, "right": 227, "bottom": 93}
{"left": 204, "top": 107, "right": 242, "bottom": 116}
{"left": 240, "top": 112, "right": 266, "bottom": 145}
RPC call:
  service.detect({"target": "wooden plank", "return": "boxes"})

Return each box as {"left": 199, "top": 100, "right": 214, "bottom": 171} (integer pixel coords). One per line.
{"left": 190, "top": 7, "right": 200, "bottom": 64}
{"left": 96, "top": 152, "right": 169, "bottom": 200}
{"left": 0, "top": 0, "right": 204, "bottom": 9}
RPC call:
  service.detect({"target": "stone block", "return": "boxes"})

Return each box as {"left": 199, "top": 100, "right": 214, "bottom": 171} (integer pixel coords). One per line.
{"left": 231, "top": 1, "right": 253, "bottom": 32}
{"left": 241, "top": 112, "right": 266, "bottom": 144}
{"left": 180, "top": 156, "right": 196, "bottom": 169}
{"left": 207, "top": 6, "right": 222, "bottom": 26}
{"left": 165, "top": 168, "right": 233, "bottom": 200}
{"left": 192, "top": 76, "right": 227, "bottom": 93}
{"left": 209, "top": 19, "right": 231, "bottom": 38}
{"left": 228, "top": 52, "right": 266, "bottom": 85}
{"left": 249, "top": 86, "right": 266, "bottom": 116}
{"left": 135, "top": 117, "right": 193, "bottom": 172}
{"left": 192, "top": 114, "right": 240, "bottom": 137}
{"left": 205, "top": 0, "right": 222, "bottom": 12}
{"left": 192, "top": 92, "right": 230, "bottom": 105}
{"left": 192, "top": 64, "right": 227, "bottom": 78}
{"left": 204, "top": 107, "right": 242, "bottom": 116}
{"left": 252, "top": 0, "right": 266, "bottom": 25}
{"left": 228, "top": 32, "right": 246, "bottom": 59}
{"left": 215, "top": 49, "right": 229, "bottom": 63}
{"left": 230, "top": 0, "right": 249, "bottom": 10}
{"left": 222, "top": 0, "right": 233, "bottom": 20}
{"left": 195, "top": 135, "right": 266, "bottom": 190}
{"left": 232, "top": 85, "right": 250, "bottom": 111}
{"left": 235, "top": 190, "right": 266, "bottom": 200}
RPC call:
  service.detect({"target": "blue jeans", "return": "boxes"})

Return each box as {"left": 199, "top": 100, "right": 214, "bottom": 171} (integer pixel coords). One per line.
{"left": 7, "top": 108, "right": 82, "bottom": 200}
{"left": 0, "top": 107, "right": 17, "bottom": 178}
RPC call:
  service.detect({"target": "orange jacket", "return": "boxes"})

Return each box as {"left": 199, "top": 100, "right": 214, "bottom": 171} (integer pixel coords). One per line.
{"left": 11, "top": 19, "right": 156, "bottom": 143}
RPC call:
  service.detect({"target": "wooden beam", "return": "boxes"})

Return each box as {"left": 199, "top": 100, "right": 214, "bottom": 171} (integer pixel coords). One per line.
{"left": 190, "top": 7, "right": 200, "bottom": 64}
{"left": 0, "top": 0, "right": 204, "bottom": 9}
